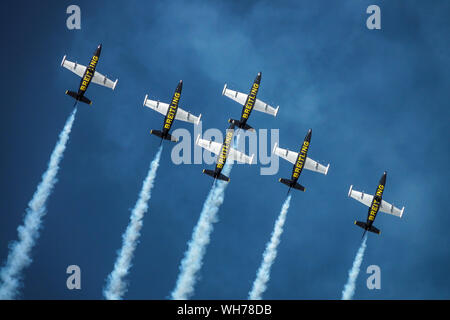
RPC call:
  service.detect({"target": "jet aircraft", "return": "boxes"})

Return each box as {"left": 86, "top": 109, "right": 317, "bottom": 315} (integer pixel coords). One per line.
{"left": 143, "top": 80, "right": 201, "bottom": 143}
{"left": 348, "top": 171, "right": 405, "bottom": 237}
{"left": 222, "top": 72, "right": 279, "bottom": 132}
{"left": 273, "top": 129, "right": 329, "bottom": 193}
{"left": 196, "top": 123, "right": 254, "bottom": 182}
{"left": 61, "top": 44, "right": 118, "bottom": 105}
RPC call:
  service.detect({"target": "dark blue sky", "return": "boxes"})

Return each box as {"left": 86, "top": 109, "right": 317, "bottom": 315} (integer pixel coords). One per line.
{"left": 0, "top": 0, "right": 449, "bottom": 299}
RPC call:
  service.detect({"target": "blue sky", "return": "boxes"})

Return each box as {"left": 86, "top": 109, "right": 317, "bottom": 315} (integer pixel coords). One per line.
{"left": 0, "top": 0, "right": 449, "bottom": 299}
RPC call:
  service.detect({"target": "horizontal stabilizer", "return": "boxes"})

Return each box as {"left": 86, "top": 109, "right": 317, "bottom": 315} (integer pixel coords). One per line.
{"left": 150, "top": 130, "right": 178, "bottom": 142}
{"left": 279, "top": 178, "right": 305, "bottom": 192}
{"left": 79, "top": 95, "right": 92, "bottom": 105}
{"left": 65, "top": 90, "right": 77, "bottom": 100}
{"left": 354, "top": 221, "right": 367, "bottom": 230}
{"left": 228, "top": 119, "right": 255, "bottom": 132}
{"left": 65, "top": 90, "right": 92, "bottom": 105}
{"left": 354, "top": 221, "right": 381, "bottom": 234}
{"left": 202, "top": 169, "right": 230, "bottom": 182}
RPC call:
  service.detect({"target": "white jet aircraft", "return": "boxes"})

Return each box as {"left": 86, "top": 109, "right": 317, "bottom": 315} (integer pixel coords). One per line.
{"left": 349, "top": 171, "right": 404, "bottom": 237}
{"left": 61, "top": 44, "right": 117, "bottom": 105}
{"left": 222, "top": 72, "right": 279, "bottom": 132}
{"left": 273, "top": 129, "right": 329, "bottom": 193}
{"left": 196, "top": 124, "right": 254, "bottom": 182}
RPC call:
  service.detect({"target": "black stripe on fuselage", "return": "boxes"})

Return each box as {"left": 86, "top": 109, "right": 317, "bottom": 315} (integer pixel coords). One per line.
{"left": 215, "top": 126, "right": 235, "bottom": 174}
{"left": 77, "top": 45, "right": 101, "bottom": 96}
{"left": 291, "top": 129, "right": 312, "bottom": 182}
{"left": 162, "top": 81, "right": 183, "bottom": 136}
{"left": 366, "top": 172, "right": 387, "bottom": 225}
{"left": 239, "top": 72, "right": 261, "bottom": 125}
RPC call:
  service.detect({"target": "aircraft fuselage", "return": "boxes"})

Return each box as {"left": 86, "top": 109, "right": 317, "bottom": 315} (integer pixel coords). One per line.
{"left": 214, "top": 124, "right": 235, "bottom": 176}
{"left": 365, "top": 172, "right": 387, "bottom": 228}
{"left": 290, "top": 129, "right": 312, "bottom": 184}
{"left": 161, "top": 80, "right": 183, "bottom": 138}
{"left": 77, "top": 44, "right": 101, "bottom": 98}
{"left": 238, "top": 72, "right": 261, "bottom": 127}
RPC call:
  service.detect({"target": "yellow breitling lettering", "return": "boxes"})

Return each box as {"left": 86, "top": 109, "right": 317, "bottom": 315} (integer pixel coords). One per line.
{"left": 164, "top": 93, "right": 181, "bottom": 129}
{"left": 242, "top": 83, "right": 259, "bottom": 119}
{"left": 89, "top": 56, "right": 98, "bottom": 69}
{"left": 294, "top": 141, "right": 309, "bottom": 173}
{"left": 217, "top": 131, "right": 233, "bottom": 168}
{"left": 375, "top": 184, "right": 384, "bottom": 197}
{"left": 80, "top": 70, "right": 93, "bottom": 92}
{"left": 368, "top": 199, "right": 379, "bottom": 221}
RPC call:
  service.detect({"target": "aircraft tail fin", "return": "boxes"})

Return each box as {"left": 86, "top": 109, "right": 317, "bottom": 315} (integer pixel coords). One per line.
{"left": 202, "top": 169, "right": 230, "bottom": 182}
{"left": 278, "top": 178, "right": 305, "bottom": 192}
{"left": 228, "top": 119, "right": 255, "bottom": 132}
{"left": 150, "top": 130, "right": 178, "bottom": 142}
{"left": 65, "top": 90, "right": 92, "bottom": 105}
{"left": 354, "top": 221, "right": 381, "bottom": 235}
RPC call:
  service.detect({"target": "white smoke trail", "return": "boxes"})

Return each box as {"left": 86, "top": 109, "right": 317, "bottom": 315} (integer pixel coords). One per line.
{"left": 171, "top": 133, "right": 240, "bottom": 300}
{"left": 341, "top": 234, "right": 368, "bottom": 300}
{"left": 0, "top": 108, "right": 77, "bottom": 300}
{"left": 248, "top": 195, "right": 292, "bottom": 300}
{"left": 171, "top": 163, "right": 232, "bottom": 300}
{"left": 103, "top": 146, "right": 163, "bottom": 300}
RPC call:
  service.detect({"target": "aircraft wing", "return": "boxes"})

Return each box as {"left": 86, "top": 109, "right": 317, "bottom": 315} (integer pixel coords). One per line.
{"left": 304, "top": 157, "right": 330, "bottom": 175}
{"left": 253, "top": 98, "right": 279, "bottom": 117}
{"left": 143, "top": 96, "right": 170, "bottom": 116}
{"left": 228, "top": 147, "right": 255, "bottom": 164}
{"left": 144, "top": 96, "right": 201, "bottom": 125}
{"left": 380, "top": 200, "right": 404, "bottom": 218}
{"left": 222, "top": 84, "right": 279, "bottom": 117}
{"left": 92, "top": 70, "right": 118, "bottom": 90}
{"left": 196, "top": 135, "right": 222, "bottom": 155}
{"left": 348, "top": 185, "right": 373, "bottom": 207}
{"left": 222, "top": 85, "right": 248, "bottom": 105}
{"left": 273, "top": 143, "right": 298, "bottom": 164}
{"left": 174, "top": 108, "right": 202, "bottom": 125}
{"left": 61, "top": 55, "right": 86, "bottom": 78}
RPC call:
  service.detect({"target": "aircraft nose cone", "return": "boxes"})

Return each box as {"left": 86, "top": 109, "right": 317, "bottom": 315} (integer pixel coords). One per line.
{"left": 179, "top": 80, "right": 183, "bottom": 84}
{"left": 305, "top": 128, "right": 312, "bottom": 141}
{"left": 98, "top": 44, "right": 102, "bottom": 49}
{"left": 258, "top": 72, "right": 262, "bottom": 77}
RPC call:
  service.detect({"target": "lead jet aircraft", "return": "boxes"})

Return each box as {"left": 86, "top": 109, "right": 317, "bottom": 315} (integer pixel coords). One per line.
{"left": 196, "top": 123, "right": 254, "bottom": 182}
{"left": 222, "top": 72, "right": 279, "bottom": 132}
{"left": 144, "top": 80, "right": 201, "bottom": 144}
{"left": 273, "top": 129, "right": 330, "bottom": 193}
{"left": 61, "top": 44, "right": 118, "bottom": 105}
{"left": 348, "top": 171, "right": 405, "bottom": 237}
